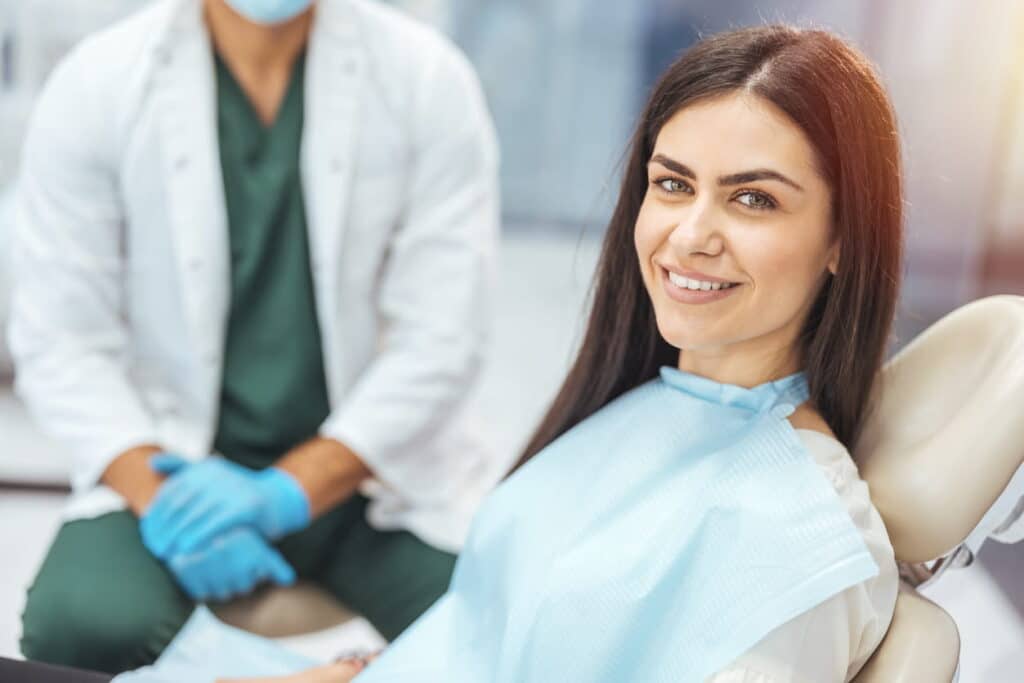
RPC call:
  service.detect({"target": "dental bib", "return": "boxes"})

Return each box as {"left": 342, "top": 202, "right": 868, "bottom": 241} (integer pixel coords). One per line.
{"left": 360, "top": 368, "right": 879, "bottom": 682}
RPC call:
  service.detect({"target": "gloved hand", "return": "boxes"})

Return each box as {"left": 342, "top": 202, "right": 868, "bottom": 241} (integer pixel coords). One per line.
{"left": 141, "top": 453, "right": 311, "bottom": 560}
{"left": 167, "top": 526, "right": 296, "bottom": 602}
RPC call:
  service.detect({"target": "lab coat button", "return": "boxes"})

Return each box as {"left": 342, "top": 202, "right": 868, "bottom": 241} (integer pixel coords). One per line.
{"left": 330, "top": 158, "right": 344, "bottom": 174}
{"left": 174, "top": 156, "right": 190, "bottom": 172}
{"left": 187, "top": 258, "right": 202, "bottom": 272}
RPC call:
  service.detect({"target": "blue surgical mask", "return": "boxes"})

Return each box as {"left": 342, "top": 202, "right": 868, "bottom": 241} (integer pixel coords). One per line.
{"left": 224, "top": 0, "right": 314, "bottom": 25}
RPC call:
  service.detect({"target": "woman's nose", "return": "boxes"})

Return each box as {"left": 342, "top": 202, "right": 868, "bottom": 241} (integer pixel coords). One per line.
{"left": 667, "top": 203, "right": 724, "bottom": 256}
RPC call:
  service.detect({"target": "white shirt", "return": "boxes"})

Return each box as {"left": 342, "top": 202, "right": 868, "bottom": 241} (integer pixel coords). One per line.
{"left": 708, "top": 430, "right": 899, "bottom": 682}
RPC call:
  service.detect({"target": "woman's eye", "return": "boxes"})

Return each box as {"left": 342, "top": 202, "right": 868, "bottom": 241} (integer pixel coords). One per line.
{"left": 655, "top": 178, "right": 691, "bottom": 194}
{"left": 735, "top": 190, "right": 777, "bottom": 210}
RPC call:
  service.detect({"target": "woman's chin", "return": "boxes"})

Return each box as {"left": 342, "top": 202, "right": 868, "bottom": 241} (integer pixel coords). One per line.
{"left": 656, "top": 320, "right": 726, "bottom": 354}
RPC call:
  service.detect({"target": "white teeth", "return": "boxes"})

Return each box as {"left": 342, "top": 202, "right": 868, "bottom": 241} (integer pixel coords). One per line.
{"left": 667, "top": 271, "right": 734, "bottom": 291}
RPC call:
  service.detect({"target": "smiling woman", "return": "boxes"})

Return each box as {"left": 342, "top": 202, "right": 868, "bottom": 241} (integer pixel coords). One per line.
{"left": 340, "top": 23, "right": 902, "bottom": 683}
{"left": 636, "top": 93, "right": 839, "bottom": 383}
{"left": 519, "top": 25, "right": 903, "bottom": 459}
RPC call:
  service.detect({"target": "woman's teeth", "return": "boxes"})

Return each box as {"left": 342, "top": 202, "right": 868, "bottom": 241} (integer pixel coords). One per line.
{"left": 667, "top": 271, "right": 736, "bottom": 291}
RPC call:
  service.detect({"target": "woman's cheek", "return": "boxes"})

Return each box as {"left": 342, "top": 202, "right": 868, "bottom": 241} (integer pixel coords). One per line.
{"left": 634, "top": 204, "right": 662, "bottom": 270}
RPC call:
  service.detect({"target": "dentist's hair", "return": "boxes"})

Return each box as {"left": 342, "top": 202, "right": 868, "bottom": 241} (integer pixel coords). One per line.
{"left": 515, "top": 24, "right": 903, "bottom": 471}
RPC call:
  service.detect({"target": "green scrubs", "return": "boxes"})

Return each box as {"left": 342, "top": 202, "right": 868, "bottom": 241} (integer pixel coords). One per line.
{"left": 20, "top": 52, "right": 455, "bottom": 674}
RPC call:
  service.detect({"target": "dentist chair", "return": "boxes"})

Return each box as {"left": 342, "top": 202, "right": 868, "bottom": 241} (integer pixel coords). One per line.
{"left": 852, "top": 294, "right": 1024, "bottom": 682}
{"left": 216, "top": 296, "right": 1024, "bottom": 683}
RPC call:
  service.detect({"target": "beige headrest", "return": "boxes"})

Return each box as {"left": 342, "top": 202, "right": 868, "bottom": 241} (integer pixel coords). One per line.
{"left": 856, "top": 295, "right": 1024, "bottom": 564}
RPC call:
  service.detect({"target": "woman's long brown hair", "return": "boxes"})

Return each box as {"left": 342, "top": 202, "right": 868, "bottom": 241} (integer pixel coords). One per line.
{"left": 514, "top": 25, "right": 903, "bottom": 471}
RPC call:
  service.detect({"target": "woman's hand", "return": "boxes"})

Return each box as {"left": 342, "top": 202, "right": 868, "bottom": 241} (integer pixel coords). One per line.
{"left": 217, "top": 658, "right": 370, "bottom": 683}
{"left": 288, "top": 660, "right": 369, "bottom": 682}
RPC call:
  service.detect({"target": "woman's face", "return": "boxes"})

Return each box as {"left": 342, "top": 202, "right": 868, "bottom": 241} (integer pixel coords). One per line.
{"left": 634, "top": 92, "right": 838, "bottom": 379}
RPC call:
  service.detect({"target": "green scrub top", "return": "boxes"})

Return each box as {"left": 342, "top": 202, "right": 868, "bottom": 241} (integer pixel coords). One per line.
{"left": 211, "top": 50, "right": 331, "bottom": 469}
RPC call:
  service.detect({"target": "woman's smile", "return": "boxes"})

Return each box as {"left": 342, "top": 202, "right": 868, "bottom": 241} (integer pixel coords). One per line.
{"left": 660, "top": 266, "right": 743, "bottom": 304}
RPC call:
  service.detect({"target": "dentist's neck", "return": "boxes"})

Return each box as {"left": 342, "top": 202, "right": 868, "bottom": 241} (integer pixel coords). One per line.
{"left": 203, "top": 0, "right": 314, "bottom": 125}
{"left": 204, "top": 0, "right": 313, "bottom": 76}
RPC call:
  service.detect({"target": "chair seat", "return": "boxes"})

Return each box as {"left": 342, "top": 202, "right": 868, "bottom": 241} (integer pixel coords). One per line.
{"left": 852, "top": 582, "right": 960, "bottom": 682}
{"left": 213, "top": 582, "right": 356, "bottom": 638}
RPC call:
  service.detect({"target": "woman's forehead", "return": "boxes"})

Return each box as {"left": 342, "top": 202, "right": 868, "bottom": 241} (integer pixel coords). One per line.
{"left": 651, "top": 93, "right": 820, "bottom": 181}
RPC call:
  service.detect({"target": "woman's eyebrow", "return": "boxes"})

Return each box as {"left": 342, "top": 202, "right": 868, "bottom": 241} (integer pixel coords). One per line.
{"left": 719, "top": 169, "right": 804, "bottom": 192}
{"left": 649, "top": 153, "right": 804, "bottom": 192}
{"left": 649, "top": 154, "right": 696, "bottom": 179}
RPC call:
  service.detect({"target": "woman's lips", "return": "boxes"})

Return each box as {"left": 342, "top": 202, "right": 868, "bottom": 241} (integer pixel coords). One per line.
{"left": 660, "top": 267, "right": 742, "bottom": 304}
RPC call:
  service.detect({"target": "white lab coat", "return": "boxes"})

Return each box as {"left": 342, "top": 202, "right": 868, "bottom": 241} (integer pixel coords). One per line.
{"left": 8, "top": 0, "right": 500, "bottom": 553}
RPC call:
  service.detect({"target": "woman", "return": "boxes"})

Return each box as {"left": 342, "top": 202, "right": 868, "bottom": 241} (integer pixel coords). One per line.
{"left": 346, "top": 22, "right": 900, "bottom": 683}
{"left": 7, "top": 23, "right": 903, "bottom": 683}
{"left": 237, "top": 22, "right": 902, "bottom": 683}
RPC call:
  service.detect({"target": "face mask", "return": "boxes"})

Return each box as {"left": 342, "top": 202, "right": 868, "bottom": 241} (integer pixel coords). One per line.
{"left": 224, "top": 0, "right": 314, "bottom": 25}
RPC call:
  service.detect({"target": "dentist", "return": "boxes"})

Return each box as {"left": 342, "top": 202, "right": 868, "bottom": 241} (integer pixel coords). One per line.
{"left": 10, "top": 0, "right": 499, "bottom": 674}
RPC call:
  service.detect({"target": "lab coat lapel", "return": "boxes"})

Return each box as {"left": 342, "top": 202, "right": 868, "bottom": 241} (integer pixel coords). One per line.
{"left": 152, "top": 1, "right": 230, "bottom": 399}
{"left": 303, "top": 0, "right": 365, "bottom": 388}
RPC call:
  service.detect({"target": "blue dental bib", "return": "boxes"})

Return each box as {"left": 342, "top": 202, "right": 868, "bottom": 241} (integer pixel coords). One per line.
{"left": 360, "top": 368, "right": 879, "bottom": 682}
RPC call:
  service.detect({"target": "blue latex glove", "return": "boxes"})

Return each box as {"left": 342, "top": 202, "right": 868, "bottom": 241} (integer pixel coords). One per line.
{"left": 141, "top": 454, "right": 311, "bottom": 560}
{"left": 167, "top": 527, "right": 296, "bottom": 602}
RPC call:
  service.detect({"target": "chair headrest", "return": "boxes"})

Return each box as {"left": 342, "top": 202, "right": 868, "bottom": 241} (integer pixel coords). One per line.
{"left": 856, "top": 296, "right": 1024, "bottom": 564}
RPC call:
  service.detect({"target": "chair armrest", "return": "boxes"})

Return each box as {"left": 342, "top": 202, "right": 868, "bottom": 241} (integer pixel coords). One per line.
{"left": 853, "top": 582, "right": 960, "bottom": 683}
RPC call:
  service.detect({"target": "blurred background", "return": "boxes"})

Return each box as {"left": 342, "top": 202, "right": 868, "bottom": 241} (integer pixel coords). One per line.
{"left": 1, "top": 0, "right": 1022, "bottom": 679}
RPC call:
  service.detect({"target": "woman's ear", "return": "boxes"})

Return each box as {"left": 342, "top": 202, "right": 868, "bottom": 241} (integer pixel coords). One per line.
{"left": 826, "top": 242, "right": 840, "bottom": 275}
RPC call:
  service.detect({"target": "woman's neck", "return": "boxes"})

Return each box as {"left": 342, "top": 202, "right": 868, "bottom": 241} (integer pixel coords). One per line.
{"left": 677, "top": 342, "right": 800, "bottom": 389}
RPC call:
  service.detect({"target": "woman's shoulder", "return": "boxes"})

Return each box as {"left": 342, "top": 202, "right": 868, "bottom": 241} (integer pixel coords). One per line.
{"left": 709, "top": 423, "right": 900, "bottom": 681}
{"left": 787, "top": 423, "right": 888, "bottom": 556}
{"left": 786, "top": 402, "right": 837, "bottom": 439}
{"left": 789, "top": 424, "right": 900, "bottom": 679}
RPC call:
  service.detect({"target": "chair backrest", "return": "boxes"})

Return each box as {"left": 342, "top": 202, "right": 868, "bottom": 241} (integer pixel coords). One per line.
{"left": 851, "top": 295, "right": 1024, "bottom": 682}
{"left": 857, "top": 295, "right": 1024, "bottom": 564}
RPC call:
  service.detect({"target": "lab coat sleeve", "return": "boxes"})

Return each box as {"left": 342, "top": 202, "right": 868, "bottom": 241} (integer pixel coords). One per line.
{"left": 7, "top": 47, "right": 160, "bottom": 492}
{"left": 318, "top": 42, "right": 499, "bottom": 497}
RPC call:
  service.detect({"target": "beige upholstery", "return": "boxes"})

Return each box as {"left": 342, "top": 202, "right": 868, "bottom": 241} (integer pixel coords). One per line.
{"left": 853, "top": 582, "right": 960, "bottom": 682}
{"left": 220, "top": 296, "right": 1024, "bottom": 683}
{"left": 853, "top": 295, "right": 1024, "bottom": 682}
{"left": 213, "top": 583, "right": 355, "bottom": 638}
{"left": 858, "top": 295, "right": 1024, "bottom": 564}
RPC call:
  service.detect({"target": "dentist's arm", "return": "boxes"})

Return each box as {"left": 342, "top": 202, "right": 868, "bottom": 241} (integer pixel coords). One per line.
{"left": 316, "top": 38, "right": 499, "bottom": 508}
{"left": 9, "top": 41, "right": 161, "bottom": 499}
{"left": 101, "top": 444, "right": 166, "bottom": 515}
{"left": 137, "top": 437, "right": 373, "bottom": 559}
{"left": 274, "top": 436, "right": 372, "bottom": 517}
